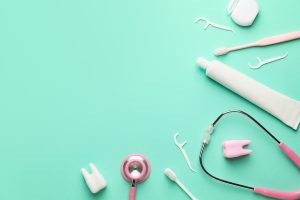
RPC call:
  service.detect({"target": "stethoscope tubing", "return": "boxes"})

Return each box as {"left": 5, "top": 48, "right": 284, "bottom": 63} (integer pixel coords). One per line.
{"left": 199, "top": 110, "right": 300, "bottom": 199}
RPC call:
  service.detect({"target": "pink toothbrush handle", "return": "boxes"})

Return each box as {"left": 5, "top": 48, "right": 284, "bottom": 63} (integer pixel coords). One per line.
{"left": 129, "top": 187, "right": 136, "bottom": 200}
{"left": 258, "top": 31, "right": 300, "bottom": 46}
{"left": 257, "top": 32, "right": 300, "bottom": 46}
{"left": 279, "top": 143, "right": 300, "bottom": 169}
{"left": 254, "top": 188, "right": 300, "bottom": 200}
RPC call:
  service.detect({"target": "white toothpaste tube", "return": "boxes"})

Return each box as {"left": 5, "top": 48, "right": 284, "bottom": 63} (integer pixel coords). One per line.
{"left": 197, "top": 57, "right": 300, "bottom": 130}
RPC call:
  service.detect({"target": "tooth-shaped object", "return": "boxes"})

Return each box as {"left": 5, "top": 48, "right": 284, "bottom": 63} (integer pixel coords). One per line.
{"left": 223, "top": 140, "right": 252, "bottom": 158}
{"left": 81, "top": 163, "right": 107, "bottom": 193}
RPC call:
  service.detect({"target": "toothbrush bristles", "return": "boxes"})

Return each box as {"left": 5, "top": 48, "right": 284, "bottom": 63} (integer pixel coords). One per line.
{"left": 214, "top": 48, "right": 229, "bottom": 56}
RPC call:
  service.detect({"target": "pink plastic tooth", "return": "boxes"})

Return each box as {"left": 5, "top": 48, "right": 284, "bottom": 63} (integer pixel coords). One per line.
{"left": 223, "top": 140, "right": 252, "bottom": 158}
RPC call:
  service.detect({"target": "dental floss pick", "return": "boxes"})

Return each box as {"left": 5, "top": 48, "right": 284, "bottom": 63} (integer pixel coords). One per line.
{"left": 164, "top": 168, "right": 198, "bottom": 200}
{"left": 81, "top": 163, "right": 107, "bottom": 193}
{"left": 174, "top": 133, "right": 197, "bottom": 173}
{"left": 248, "top": 53, "right": 288, "bottom": 69}
{"left": 196, "top": 57, "right": 300, "bottom": 130}
{"left": 195, "top": 17, "right": 235, "bottom": 32}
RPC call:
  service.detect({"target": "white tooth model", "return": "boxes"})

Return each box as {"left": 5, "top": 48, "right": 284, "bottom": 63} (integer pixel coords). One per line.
{"left": 81, "top": 163, "right": 107, "bottom": 193}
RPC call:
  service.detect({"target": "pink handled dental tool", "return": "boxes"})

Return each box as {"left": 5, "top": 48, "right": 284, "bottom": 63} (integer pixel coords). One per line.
{"left": 214, "top": 31, "right": 300, "bottom": 56}
{"left": 223, "top": 140, "right": 252, "bottom": 158}
{"left": 200, "top": 110, "right": 300, "bottom": 200}
{"left": 121, "top": 154, "right": 151, "bottom": 200}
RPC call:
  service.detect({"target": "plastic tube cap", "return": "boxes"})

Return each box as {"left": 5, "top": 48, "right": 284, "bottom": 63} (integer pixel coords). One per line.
{"left": 196, "top": 57, "right": 210, "bottom": 70}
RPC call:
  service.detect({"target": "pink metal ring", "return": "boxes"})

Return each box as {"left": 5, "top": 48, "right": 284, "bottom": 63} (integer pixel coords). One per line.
{"left": 121, "top": 154, "right": 151, "bottom": 184}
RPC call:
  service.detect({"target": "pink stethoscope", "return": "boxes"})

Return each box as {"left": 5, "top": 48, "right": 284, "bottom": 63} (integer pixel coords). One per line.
{"left": 121, "top": 154, "right": 151, "bottom": 200}
{"left": 200, "top": 110, "right": 300, "bottom": 200}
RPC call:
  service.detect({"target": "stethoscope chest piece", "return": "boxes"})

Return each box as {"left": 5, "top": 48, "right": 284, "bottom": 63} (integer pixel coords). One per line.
{"left": 121, "top": 154, "right": 151, "bottom": 200}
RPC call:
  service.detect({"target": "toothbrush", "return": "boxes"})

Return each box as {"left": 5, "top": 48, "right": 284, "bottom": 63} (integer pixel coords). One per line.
{"left": 214, "top": 31, "right": 300, "bottom": 56}
{"left": 164, "top": 168, "right": 198, "bottom": 200}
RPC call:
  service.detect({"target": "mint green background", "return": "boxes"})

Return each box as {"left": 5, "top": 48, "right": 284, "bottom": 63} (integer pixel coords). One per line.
{"left": 0, "top": 0, "right": 300, "bottom": 199}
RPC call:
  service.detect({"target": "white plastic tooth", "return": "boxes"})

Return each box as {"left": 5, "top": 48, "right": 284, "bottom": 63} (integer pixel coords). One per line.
{"left": 81, "top": 163, "right": 107, "bottom": 193}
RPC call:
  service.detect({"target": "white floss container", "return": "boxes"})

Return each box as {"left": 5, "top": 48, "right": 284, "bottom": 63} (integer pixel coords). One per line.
{"left": 228, "top": 0, "right": 259, "bottom": 26}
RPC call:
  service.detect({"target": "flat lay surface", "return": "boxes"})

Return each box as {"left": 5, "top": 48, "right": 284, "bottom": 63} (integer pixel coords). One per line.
{"left": 0, "top": 0, "right": 300, "bottom": 199}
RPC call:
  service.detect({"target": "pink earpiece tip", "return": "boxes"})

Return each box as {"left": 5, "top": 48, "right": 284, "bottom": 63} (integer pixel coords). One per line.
{"left": 223, "top": 140, "right": 252, "bottom": 158}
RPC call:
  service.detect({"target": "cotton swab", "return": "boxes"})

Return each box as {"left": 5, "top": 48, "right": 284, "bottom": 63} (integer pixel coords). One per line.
{"left": 164, "top": 168, "right": 198, "bottom": 200}
{"left": 214, "top": 31, "right": 300, "bottom": 56}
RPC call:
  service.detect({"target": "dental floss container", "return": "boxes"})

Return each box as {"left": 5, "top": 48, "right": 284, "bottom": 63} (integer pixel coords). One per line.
{"left": 227, "top": 0, "right": 259, "bottom": 26}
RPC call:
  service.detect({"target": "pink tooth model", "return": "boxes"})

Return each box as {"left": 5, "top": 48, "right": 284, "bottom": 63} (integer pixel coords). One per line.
{"left": 223, "top": 140, "right": 252, "bottom": 158}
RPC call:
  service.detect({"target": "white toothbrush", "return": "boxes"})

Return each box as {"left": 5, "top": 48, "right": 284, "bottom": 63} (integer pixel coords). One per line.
{"left": 164, "top": 168, "right": 198, "bottom": 200}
